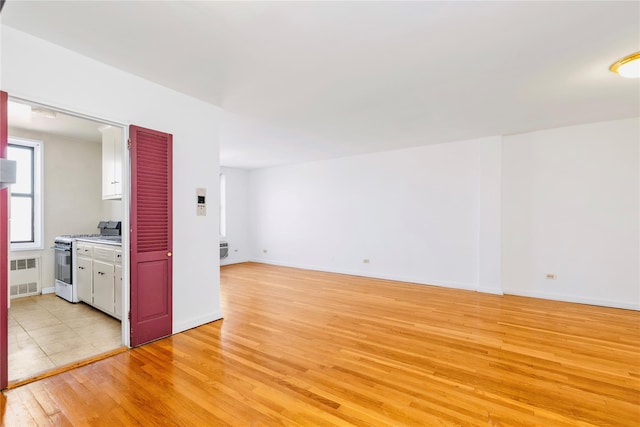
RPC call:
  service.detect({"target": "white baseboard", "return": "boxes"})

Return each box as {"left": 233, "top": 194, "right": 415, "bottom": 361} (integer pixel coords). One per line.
{"left": 41, "top": 287, "right": 55, "bottom": 295}
{"left": 173, "top": 310, "right": 224, "bottom": 335}
{"left": 503, "top": 289, "right": 640, "bottom": 311}
{"left": 249, "top": 258, "right": 478, "bottom": 292}
{"left": 221, "top": 257, "right": 250, "bottom": 267}
{"left": 478, "top": 286, "right": 504, "bottom": 295}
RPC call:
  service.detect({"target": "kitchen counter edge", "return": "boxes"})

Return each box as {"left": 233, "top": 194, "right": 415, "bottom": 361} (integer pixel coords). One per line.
{"left": 75, "top": 237, "right": 122, "bottom": 246}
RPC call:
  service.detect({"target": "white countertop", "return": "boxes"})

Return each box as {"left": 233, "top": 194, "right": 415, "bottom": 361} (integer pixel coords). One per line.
{"left": 75, "top": 237, "right": 122, "bottom": 246}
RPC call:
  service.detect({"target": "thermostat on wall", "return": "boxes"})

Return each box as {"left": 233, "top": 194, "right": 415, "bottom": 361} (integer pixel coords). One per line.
{"left": 196, "top": 188, "right": 206, "bottom": 216}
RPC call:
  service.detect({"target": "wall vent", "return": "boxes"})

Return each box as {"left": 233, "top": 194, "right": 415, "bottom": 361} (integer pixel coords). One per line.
{"left": 220, "top": 242, "right": 229, "bottom": 259}
{"left": 10, "top": 257, "right": 41, "bottom": 298}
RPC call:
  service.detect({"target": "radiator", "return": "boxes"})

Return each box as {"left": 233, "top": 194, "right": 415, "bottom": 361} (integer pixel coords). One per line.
{"left": 220, "top": 242, "right": 229, "bottom": 259}
{"left": 9, "top": 257, "right": 41, "bottom": 298}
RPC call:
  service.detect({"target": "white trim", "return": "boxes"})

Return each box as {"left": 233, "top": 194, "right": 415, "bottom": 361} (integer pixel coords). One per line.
{"left": 7, "top": 95, "right": 132, "bottom": 347}
{"left": 173, "top": 311, "right": 224, "bottom": 335}
{"left": 249, "top": 258, "right": 478, "bottom": 291}
{"left": 120, "top": 125, "right": 131, "bottom": 348}
{"left": 503, "top": 289, "right": 640, "bottom": 311}
{"left": 221, "top": 257, "right": 251, "bottom": 266}
{"left": 8, "top": 137, "right": 43, "bottom": 251}
{"left": 41, "top": 287, "right": 55, "bottom": 295}
{"left": 478, "top": 287, "right": 504, "bottom": 296}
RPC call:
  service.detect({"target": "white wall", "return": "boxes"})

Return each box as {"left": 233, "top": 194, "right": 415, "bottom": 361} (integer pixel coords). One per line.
{"left": 220, "top": 167, "right": 250, "bottom": 266}
{"left": 101, "top": 199, "right": 123, "bottom": 222}
{"left": 502, "top": 117, "right": 639, "bottom": 310}
{"left": 247, "top": 118, "right": 639, "bottom": 310}
{"left": 1, "top": 26, "right": 223, "bottom": 336}
{"left": 249, "top": 137, "right": 501, "bottom": 290}
{"left": 7, "top": 128, "right": 104, "bottom": 289}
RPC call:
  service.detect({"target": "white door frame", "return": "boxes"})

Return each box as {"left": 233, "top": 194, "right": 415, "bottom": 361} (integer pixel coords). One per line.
{"left": 7, "top": 95, "right": 131, "bottom": 348}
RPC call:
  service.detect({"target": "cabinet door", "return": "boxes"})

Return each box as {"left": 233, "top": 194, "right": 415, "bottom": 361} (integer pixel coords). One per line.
{"left": 100, "top": 126, "right": 122, "bottom": 200}
{"left": 77, "top": 257, "right": 93, "bottom": 303}
{"left": 113, "top": 130, "right": 122, "bottom": 196}
{"left": 93, "top": 260, "right": 115, "bottom": 315}
{"left": 114, "top": 264, "right": 122, "bottom": 319}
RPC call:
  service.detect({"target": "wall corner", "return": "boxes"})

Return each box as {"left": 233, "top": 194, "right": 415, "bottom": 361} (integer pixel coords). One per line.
{"left": 477, "top": 136, "right": 503, "bottom": 295}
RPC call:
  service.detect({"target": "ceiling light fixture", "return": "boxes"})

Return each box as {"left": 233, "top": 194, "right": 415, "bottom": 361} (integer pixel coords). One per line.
{"left": 31, "top": 107, "right": 57, "bottom": 119}
{"left": 610, "top": 51, "right": 640, "bottom": 78}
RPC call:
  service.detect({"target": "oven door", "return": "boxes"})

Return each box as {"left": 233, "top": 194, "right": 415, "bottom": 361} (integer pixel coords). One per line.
{"left": 54, "top": 245, "right": 72, "bottom": 285}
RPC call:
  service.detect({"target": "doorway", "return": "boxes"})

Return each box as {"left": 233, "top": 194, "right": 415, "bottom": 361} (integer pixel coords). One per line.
{"left": 5, "top": 98, "right": 129, "bottom": 383}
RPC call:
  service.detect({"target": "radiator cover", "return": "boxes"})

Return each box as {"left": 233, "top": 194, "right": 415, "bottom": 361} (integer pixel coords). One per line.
{"left": 220, "top": 242, "right": 229, "bottom": 259}
{"left": 10, "top": 257, "right": 41, "bottom": 298}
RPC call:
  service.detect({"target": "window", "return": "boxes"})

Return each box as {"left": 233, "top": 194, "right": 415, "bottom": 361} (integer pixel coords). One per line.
{"left": 8, "top": 138, "right": 43, "bottom": 250}
{"left": 219, "top": 173, "right": 226, "bottom": 237}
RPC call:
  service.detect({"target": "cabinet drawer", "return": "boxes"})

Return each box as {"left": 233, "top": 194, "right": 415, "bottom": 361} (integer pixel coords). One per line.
{"left": 76, "top": 243, "right": 93, "bottom": 257}
{"left": 93, "top": 246, "right": 115, "bottom": 263}
{"left": 114, "top": 249, "right": 123, "bottom": 265}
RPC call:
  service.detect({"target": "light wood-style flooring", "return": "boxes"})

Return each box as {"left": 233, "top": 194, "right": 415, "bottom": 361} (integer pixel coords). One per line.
{"left": 1, "top": 262, "right": 639, "bottom": 426}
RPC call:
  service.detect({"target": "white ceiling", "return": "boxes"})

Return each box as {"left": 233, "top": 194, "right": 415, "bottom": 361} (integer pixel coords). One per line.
{"left": 7, "top": 100, "right": 104, "bottom": 144}
{"left": 2, "top": 1, "right": 639, "bottom": 169}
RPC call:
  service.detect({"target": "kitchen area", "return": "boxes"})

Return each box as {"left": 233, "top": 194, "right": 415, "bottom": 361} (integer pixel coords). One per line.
{"left": 7, "top": 100, "right": 125, "bottom": 382}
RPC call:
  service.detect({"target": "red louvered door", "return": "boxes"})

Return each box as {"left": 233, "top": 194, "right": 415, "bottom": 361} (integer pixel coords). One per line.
{"left": 0, "top": 91, "right": 8, "bottom": 388}
{"left": 130, "top": 125, "right": 173, "bottom": 347}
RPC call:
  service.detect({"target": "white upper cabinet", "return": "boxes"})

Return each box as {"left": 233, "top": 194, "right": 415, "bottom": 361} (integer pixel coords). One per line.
{"left": 99, "top": 125, "right": 122, "bottom": 200}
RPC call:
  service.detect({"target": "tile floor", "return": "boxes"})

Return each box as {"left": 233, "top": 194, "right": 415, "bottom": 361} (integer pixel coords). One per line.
{"left": 8, "top": 293, "right": 122, "bottom": 382}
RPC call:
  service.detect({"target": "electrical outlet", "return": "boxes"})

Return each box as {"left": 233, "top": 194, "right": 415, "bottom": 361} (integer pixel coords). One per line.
{"left": 545, "top": 274, "right": 556, "bottom": 280}
{"left": 363, "top": 259, "right": 370, "bottom": 264}
{"left": 263, "top": 249, "right": 268, "bottom": 253}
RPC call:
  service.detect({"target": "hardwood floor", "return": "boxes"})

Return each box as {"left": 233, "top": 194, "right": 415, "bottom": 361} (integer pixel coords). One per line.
{"left": 1, "top": 262, "right": 638, "bottom": 426}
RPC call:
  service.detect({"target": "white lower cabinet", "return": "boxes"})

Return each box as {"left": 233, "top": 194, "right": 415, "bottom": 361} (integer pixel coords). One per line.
{"left": 114, "top": 264, "right": 122, "bottom": 318}
{"left": 76, "top": 240, "right": 122, "bottom": 320}
{"left": 93, "top": 260, "right": 115, "bottom": 314}
{"left": 77, "top": 256, "right": 93, "bottom": 303}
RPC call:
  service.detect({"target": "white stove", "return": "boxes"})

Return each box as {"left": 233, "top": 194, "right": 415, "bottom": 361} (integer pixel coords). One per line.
{"left": 53, "top": 237, "right": 78, "bottom": 302}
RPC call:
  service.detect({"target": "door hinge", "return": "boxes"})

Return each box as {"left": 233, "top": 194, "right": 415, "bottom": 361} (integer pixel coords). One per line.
{"left": 127, "top": 139, "right": 131, "bottom": 149}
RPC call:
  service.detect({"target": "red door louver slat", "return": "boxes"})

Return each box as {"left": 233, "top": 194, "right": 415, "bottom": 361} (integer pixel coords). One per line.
{"left": 136, "top": 132, "right": 170, "bottom": 253}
